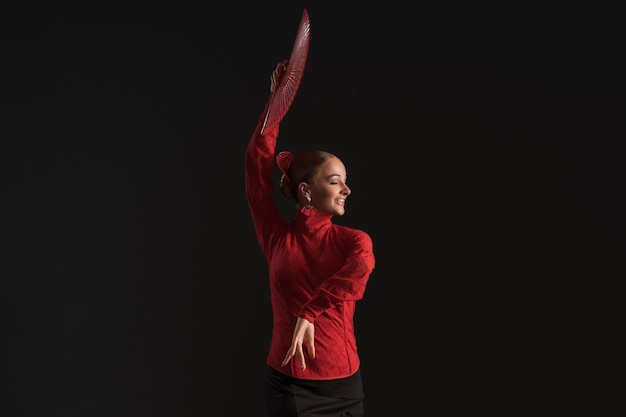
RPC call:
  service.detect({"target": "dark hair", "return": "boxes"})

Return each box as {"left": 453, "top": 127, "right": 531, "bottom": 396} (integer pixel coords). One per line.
{"left": 280, "top": 150, "right": 337, "bottom": 201}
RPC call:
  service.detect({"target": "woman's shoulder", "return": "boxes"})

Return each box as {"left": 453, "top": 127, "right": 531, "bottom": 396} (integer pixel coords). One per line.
{"left": 334, "top": 224, "right": 373, "bottom": 244}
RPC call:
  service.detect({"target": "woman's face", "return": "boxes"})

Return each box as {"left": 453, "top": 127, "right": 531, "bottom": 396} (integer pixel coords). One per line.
{"left": 305, "top": 157, "right": 351, "bottom": 216}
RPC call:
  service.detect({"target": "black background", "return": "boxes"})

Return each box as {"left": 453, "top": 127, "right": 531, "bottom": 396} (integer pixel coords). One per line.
{"left": 4, "top": 1, "right": 625, "bottom": 416}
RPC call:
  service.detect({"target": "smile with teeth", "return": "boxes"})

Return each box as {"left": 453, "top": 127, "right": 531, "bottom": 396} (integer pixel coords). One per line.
{"left": 337, "top": 199, "right": 345, "bottom": 205}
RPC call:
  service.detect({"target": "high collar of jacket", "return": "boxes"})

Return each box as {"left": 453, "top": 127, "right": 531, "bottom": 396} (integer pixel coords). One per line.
{"left": 294, "top": 206, "right": 333, "bottom": 236}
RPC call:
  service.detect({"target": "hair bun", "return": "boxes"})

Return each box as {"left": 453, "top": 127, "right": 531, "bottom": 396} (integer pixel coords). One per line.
{"left": 276, "top": 151, "right": 295, "bottom": 181}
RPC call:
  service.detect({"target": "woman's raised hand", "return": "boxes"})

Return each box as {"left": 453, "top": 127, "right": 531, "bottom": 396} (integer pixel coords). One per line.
{"left": 270, "top": 59, "right": 289, "bottom": 93}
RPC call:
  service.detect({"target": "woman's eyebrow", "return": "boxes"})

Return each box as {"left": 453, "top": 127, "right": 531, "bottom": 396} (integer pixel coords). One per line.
{"left": 325, "top": 173, "right": 346, "bottom": 180}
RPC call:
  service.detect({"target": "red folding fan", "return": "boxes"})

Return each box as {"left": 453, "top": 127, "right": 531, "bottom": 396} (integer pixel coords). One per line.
{"left": 260, "top": 8, "right": 311, "bottom": 134}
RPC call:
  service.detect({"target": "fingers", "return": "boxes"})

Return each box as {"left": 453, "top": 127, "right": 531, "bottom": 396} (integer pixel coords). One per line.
{"left": 281, "top": 343, "right": 308, "bottom": 370}
{"left": 270, "top": 68, "right": 282, "bottom": 92}
{"left": 306, "top": 341, "right": 315, "bottom": 359}
{"left": 282, "top": 317, "right": 315, "bottom": 370}
{"left": 278, "top": 59, "right": 289, "bottom": 72}
{"left": 281, "top": 347, "right": 294, "bottom": 367}
{"left": 273, "top": 60, "right": 289, "bottom": 79}
{"left": 270, "top": 60, "right": 288, "bottom": 93}
{"left": 297, "top": 347, "right": 306, "bottom": 371}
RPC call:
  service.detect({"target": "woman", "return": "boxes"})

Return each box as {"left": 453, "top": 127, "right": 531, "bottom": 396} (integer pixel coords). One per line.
{"left": 245, "top": 59, "right": 376, "bottom": 417}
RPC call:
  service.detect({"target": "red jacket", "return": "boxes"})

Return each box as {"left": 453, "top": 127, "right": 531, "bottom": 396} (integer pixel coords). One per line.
{"left": 245, "top": 105, "right": 376, "bottom": 380}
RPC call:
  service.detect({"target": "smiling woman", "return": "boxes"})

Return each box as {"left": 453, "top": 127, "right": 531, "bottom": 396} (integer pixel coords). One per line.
{"left": 244, "top": 59, "right": 376, "bottom": 417}
{"left": 277, "top": 150, "right": 351, "bottom": 216}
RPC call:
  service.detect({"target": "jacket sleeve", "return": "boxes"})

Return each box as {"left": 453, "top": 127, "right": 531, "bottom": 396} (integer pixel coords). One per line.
{"left": 298, "top": 230, "right": 375, "bottom": 323}
{"left": 244, "top": 102, "right": 287, "bottom": 261}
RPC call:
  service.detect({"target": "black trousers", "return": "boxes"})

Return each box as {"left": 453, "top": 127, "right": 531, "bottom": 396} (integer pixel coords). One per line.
{"left": 264, "top": 365, "right": 365, "bottom": 417}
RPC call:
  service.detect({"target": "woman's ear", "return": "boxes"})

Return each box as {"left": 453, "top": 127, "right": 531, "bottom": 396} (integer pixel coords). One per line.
{"left": 298, "top": 182, "right": 310, "bottom": 199}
